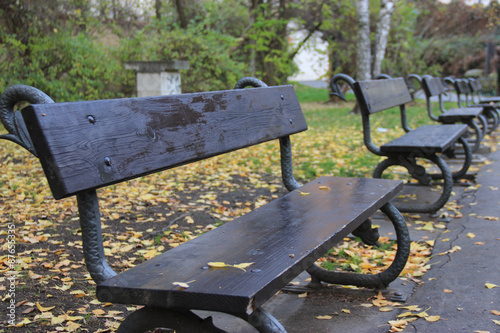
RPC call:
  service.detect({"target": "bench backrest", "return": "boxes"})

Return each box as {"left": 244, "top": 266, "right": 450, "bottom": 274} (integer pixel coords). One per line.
{"left": 421, "top": 77, "right": 447, "bottom": 97}
{"left": 455, "top": 79, "right": 470, "bottom": 95}
{"left": 353, "top": 78, "right": 413, "bottom": 114}
{"left": 22, "top": 86, "right": 306, "bottom": 199}
{"left": 468, "top": 79, "right": 481, "bottom": 93}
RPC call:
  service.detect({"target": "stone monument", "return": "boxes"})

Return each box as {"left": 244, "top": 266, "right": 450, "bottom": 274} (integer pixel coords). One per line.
{"left": 125, "top": 60, "right": 190, "bottom": 97}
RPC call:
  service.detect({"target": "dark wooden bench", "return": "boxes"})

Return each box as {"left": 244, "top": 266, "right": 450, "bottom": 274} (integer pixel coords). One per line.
{"left": 0, "top": 79, "right": 410, "bottom": 333}
{"left": 330, "top": 74, "right": 472, "bottom": 214}
{"left": 466, "top": 77, "right": 500, "bottom": 104}
{"left": 465, "top": 78, "right": 500, "bottom": 134}
{"left": 418, "top": 75, "right": 487, "bottom": 152}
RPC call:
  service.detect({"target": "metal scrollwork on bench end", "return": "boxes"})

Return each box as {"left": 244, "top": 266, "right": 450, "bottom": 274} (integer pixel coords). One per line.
{"left": 0, "top": 85, "right": 54, "bottom": 156}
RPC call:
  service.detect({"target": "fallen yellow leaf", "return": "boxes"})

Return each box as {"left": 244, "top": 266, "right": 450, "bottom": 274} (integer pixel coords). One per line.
{"left": 92, "top": 309, "right": 106, "bottom": 316}
{"left": 319, "top": 185, "right": 330, "bottom": 191}
{"left": 50, "top": 315, "right": 65, "bottom": 325}
{"left": 316, "top": 315, "right": 332, "bottom": 320}
{"left": 172, "top": 281, "right": 190, "bottom": 289}
{"left": 415, "top": 310, "right": 429, "bottom": 318}
{"left": 388, "top": 319, "right": 408, "bottom": 328}
{"left": 399, "top": 305, "right": 421, "bottom": 311}
{"left": 444, "top": 289, "right": 453, "bottom": 293}
{"left": 232, "top": 262, "right": 254, "bottom": 271}
{"left": 491, "top": 310, "right": 500, "bottom": 316}
{"left": 341, "top": 309, "right": 351, "bottom": 314}
{"left": 36, "top": 302, "right": 55, "bottom": 312}
{"left": 425, "top": 315, "right": 440, "bottom": 322}
{"left": 466, "top": 233, "right": 476, "bottom": 238}
{"left": 379, "top": 307, "right": 393, "bottom": 312}
{"left": 207, "top": 262, "right": 227, "bottom": 268}
{"left": 421, "top": 222, "right": 434, "bottom": 231}
{"left": 486, "top": 283, "right": 499, "bottom": 289}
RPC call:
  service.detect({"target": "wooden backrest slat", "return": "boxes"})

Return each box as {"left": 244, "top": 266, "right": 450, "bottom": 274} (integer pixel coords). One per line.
{"left": 353, "top": 78, "right": 412, "bottom": 114}
{"left": 22, "top": 86, "right": 306, "bottom": 199}
{"left": 422, "top": 77, "right": 447, "bottom": 97}
{"left": 469, "top": 79, "right": 480, "bottom": 92}
{"left": 455, "top": 80, "right": 470, "bottom": 94}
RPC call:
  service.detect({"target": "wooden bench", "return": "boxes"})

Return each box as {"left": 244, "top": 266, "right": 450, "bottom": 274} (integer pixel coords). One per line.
{"left": 466, "top": 77, "right": 500, "bottom": 104}
{"left": 0, "top": 79, "right": 410, "bottom": 333}
{"left": 465, "top": 78, "right": 500, "bottom": 134}
{"left": 418, "top": 75, "right": 487, "bottom": 152}
{"left": 329, "top": 74, "right": 472, "bottom": 214}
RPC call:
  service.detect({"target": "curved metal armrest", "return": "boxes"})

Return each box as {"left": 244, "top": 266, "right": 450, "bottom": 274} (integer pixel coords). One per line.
{"left": 0, "top": 85, "right": 54, "bottom": 156}
{"left": 375, "top": 73, "right": 393, "bottom": 80}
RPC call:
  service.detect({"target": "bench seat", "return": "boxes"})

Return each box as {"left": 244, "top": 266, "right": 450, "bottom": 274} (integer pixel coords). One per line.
{"left": 479, "top": 96, "right": 500, "bottom": 103}
{"left": 438, "top": 107, "right": 484, "bottom": 123}
{"left": 97, "top": 176, "right": 402, "bottom": 316}
{"left": 380, "top": 124, "right": 468, "bottom": 154}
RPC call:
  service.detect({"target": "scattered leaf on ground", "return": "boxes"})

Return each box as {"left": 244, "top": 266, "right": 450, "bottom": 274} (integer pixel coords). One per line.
{"left": 316, "top": 315, "right": 332, "bottom": 320}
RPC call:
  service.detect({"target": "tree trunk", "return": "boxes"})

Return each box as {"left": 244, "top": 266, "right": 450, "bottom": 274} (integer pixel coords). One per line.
{"left": 155, "top": 0, "right": 162, "bottom": 21}
{"left": 372, "top": 0, "right": 394, "bottom": 77}
{"left": 356, "top": 0, "right": 371, "bottom": 81}
{"left": 175, "top": 0, "right": 188, "bottom": 29}
{"left": 353, "top": 0, "right": 371, "bottom": 114}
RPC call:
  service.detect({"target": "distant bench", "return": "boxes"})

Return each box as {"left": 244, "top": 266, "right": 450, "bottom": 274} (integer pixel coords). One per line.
{"left": 0, "top": 78, "right": 410, "bottom": 333}
{"left": 330, "top": 75, "right": 472, "bottom": 214}
{"left": 466, "top": 78, "right": 500, "bottom": 133}
{"left": 418, "top": 75, "right": 487, "bottom": 152}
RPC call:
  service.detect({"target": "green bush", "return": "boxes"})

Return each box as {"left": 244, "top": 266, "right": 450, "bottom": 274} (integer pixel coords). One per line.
{"left": 0, "top": 27, "right": 127, "bottom": 102}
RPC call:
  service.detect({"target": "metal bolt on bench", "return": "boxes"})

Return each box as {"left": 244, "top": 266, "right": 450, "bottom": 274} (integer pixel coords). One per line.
{"left": 0, "top": 78, "right": 410, "bottom": 332}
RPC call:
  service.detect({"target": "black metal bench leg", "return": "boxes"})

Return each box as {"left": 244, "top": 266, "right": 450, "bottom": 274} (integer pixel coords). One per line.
{"left": 433, "top": 137, "right": 472, "bottom": 180}
{"left": 306, "top": 202, "right": 410, "bottom": 289}
{"left": 483, "top": 108, "right": 499, "bottom": 134}
{"left": 116, "top": 307, "right": 225, "bottom": 333}
{"left": 465, "top": 118, "right": 484, "bottom": 152}
{"left": 373, "top": 154, "right": 452, "bottom": 214}
{"left": 244, "top": 308, "right": 287, "bottom": 333}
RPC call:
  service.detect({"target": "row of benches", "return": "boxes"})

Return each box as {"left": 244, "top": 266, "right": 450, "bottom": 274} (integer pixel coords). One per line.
{"left": 330, "top": 74, "right": 498, "bottom": 215}
{"left": 1, "top": 72, "right": 497, "bottom": 331}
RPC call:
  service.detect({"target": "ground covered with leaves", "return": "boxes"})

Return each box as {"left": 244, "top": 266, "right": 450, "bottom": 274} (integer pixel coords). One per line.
{"left": 0, "top": 95, "right": 488, "bottom": 332}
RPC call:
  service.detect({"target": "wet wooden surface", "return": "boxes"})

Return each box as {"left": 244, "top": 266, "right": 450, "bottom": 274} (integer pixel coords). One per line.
{"left": 97, "top": 176, "right": 402, "bottom": 315}
{"left": 22, "top": 86, "right": 306, "bottom": 199}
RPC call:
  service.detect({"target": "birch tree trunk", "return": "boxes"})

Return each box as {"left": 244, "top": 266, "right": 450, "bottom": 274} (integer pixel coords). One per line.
{"left": 356, "top": 0, "right": 371, "bottom": 81}
{"left": 372, "top": 0, "right": 394, "bottom": 77}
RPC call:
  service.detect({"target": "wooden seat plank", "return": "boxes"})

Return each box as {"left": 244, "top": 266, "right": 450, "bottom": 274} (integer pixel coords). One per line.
{"left": 97, "top": 176, "right": 402, "bottom": 316}
{"left": 22, "top": 86, "right": 306, "bottom": 199}
{"left": 438, "top": 107, "right": 484, "bottom": 122}
{"left": 480, "top": 96, "right": 500, "bottom": 103}
{"left": 380, "top": 124, "right": 468, "bottom": 154}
